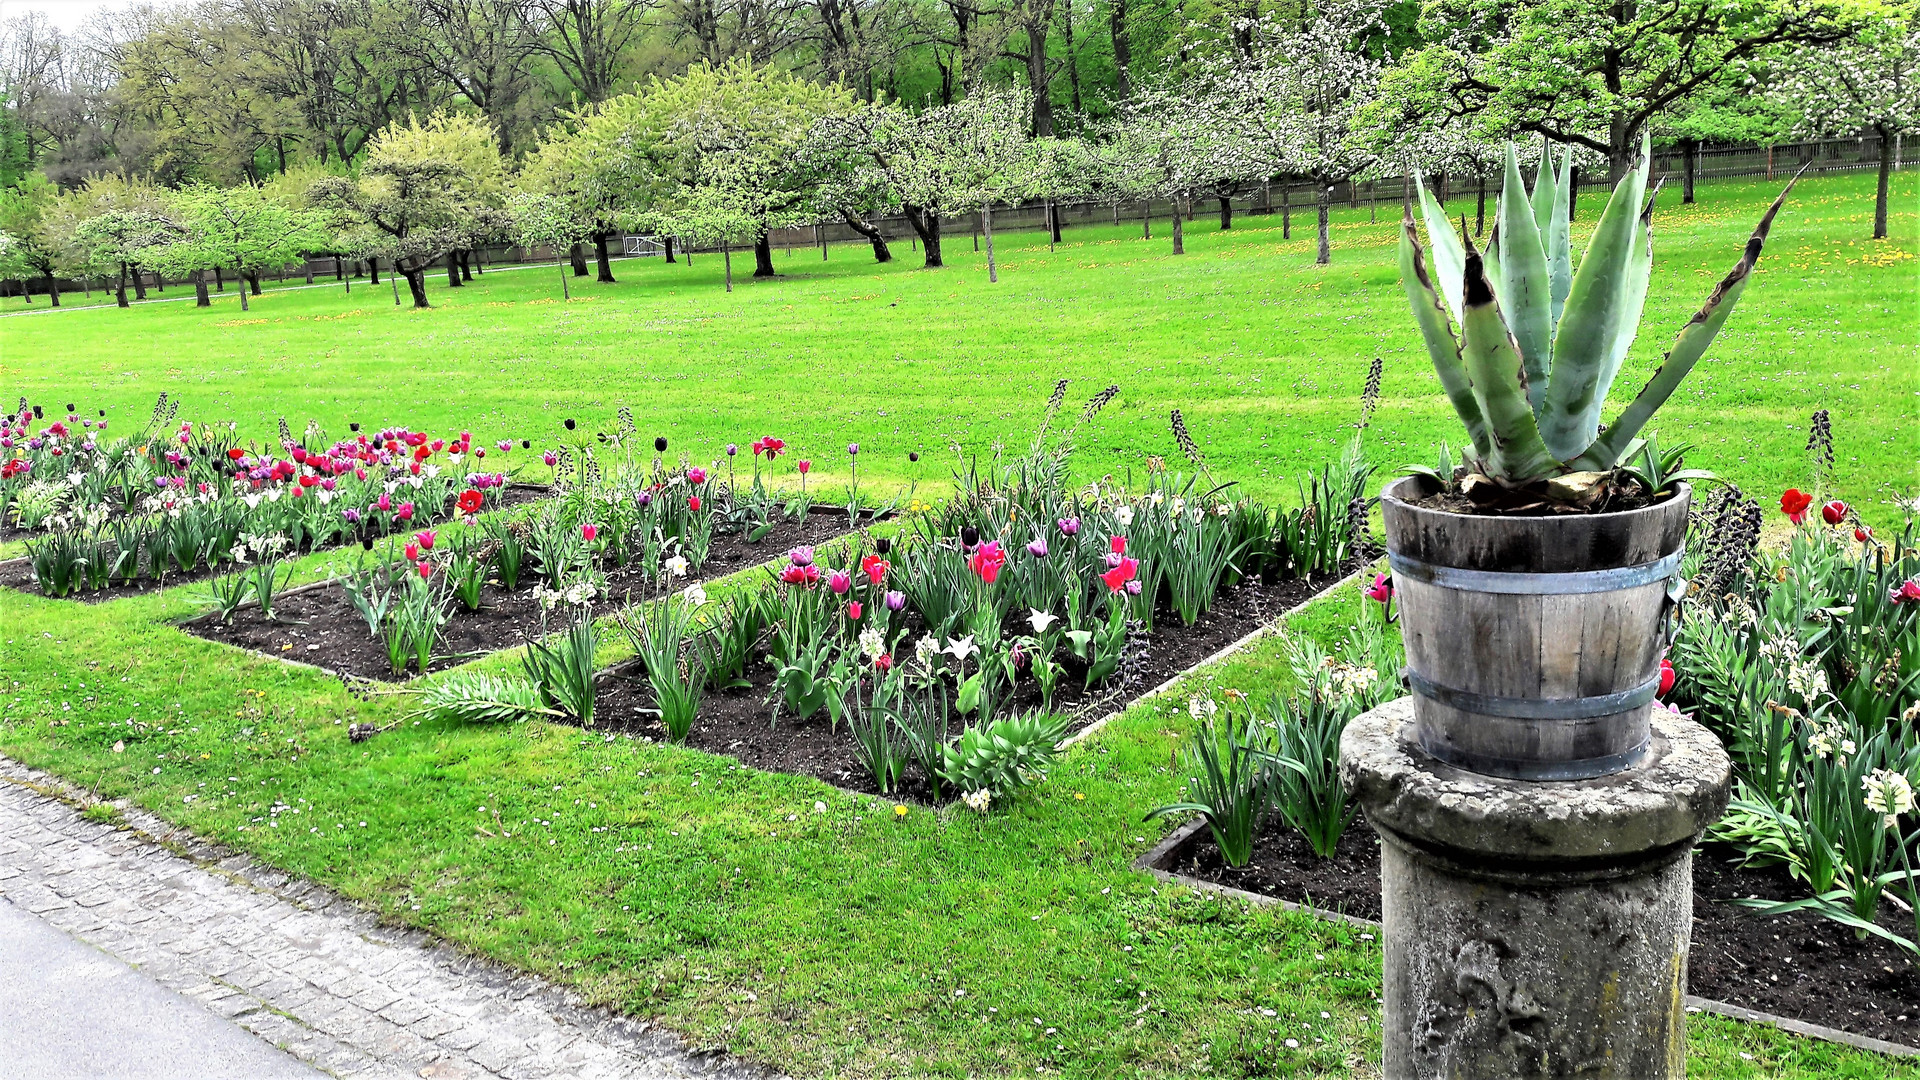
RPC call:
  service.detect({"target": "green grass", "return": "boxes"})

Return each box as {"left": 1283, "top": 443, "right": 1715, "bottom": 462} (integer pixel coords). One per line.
{"left": 3, "top": 170, "right": 1915, "bottom": 520}
{"left": 1, "top": 171, "right": 1917, "bottom": 1077}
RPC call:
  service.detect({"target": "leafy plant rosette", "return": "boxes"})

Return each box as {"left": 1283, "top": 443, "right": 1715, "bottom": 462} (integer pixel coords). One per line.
{"left": 1399, "top": 135, "right": 1798, "bottom": 511}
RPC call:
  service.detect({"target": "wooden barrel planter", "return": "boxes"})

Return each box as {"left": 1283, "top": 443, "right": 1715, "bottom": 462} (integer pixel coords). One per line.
{"left": 1380, "top": 477, "right": 1691, "bottom": 781}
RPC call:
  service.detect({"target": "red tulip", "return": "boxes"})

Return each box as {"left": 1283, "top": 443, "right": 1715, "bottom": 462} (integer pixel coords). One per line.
{"left": 848, "top": 601, "right": 863, "bottom": 620}
{"left": 1364, "top": 573, "right": 1393, "bottom": 604}
{"left": 582, "top": 523, "right": 598, "bottom": 541}
{"left": 1779, "top": 489, "right": 1813, "bottom": 524}
{"left": 416, "top": 561, "right": 433, "bottom": 580}
{"left": 969, "top": 541, "right": 1007, "bottom": 584}
{"left": 415, "top": 530, "right": 437, "bottom": 551}
{"left": 688, "top": 495, "right": 701, "bottom": 512}
{"left": 1902, "top": 579, "right": 1920, "bottom": 603}
{"left": 1855, "top": 526, "right": 1872, "bottom": 542}
{"left": 688, "top": 467, "right": 708, "bottom": 484}
{"left": 861, "top": 554, "right": 889, "bottom": 586}
{"left": 1658, "top": 658, "right": 1675, "bottom": 698}
{"left": 227, "top": 447, "right": 246, "bottom": 461}
{"left": 405, "top": 542, "right": 420, "bottom": 561}
{"left": 456, "top": 489, "right": 484, "bottom": 516}
{"left": 1110, "top": 535, "right": 1127, "bottom": 556}
{"left": 874, "top": 653, "right": 893, "bottom": 672}
{"left": 396, "top": 502, "right": 414, "bottom": 521}
{"left": 797, "top": 459, "right": 811, "bottom": 475}
{"left": 829, "top": 571, "right": 852, "bottom": 594}
{"left": 1821, "top": 500, "right": 1847, "bottom": 525}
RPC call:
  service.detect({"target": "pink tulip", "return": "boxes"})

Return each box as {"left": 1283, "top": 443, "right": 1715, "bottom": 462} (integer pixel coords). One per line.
{"left": 582, "top": 523, "right": 598, "bottom": 541}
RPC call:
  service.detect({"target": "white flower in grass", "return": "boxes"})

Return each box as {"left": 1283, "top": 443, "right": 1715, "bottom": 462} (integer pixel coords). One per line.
{"left": 1214, "top": 503, "right": 1232, "bottom": 517}
{"left": 1863, "top": 769, "right": 1915, "bottom": 827}
{"left": 1187, "top": 696, "right": 1217, "bottom": 720}
{"left": 562, "top": 581, "right": 597, "bottom": 606}
{"left": 1169, "top": 496, "right": 1185, "bottom": 516}
{"left": 243, "top": 493, "right": 262, "bottom": 509}
{"left": 1028, "top": 609, "right": 1058, "bottom": 634}
{"left": 1114, "top": 505, "right": 1135, "bottom": 528}
{"left": 858, "top": 626, "right": 886, "bottom": 662}
{"left": 962, "top": 789, "right": 992, "bottom": 814}
{"left": 664, "top": 554, "right": 689, "bottom": 578}
{"left": 684, "top": 583, "right": 707, "bottom": 607}
{"left": 1807, "top": 726, "right": 1837, "bottom": 760}
{"left": 1148, "top": 491, "right": 1165, "bottom": 507}
{"left": 67, "top": 471, "right": 83, "bottom": 487}
{"left": 264, "top": 488, "right": 282, "bottom": 503}
{"left": 944, "top": 635, "right": 978, "bottom": 662}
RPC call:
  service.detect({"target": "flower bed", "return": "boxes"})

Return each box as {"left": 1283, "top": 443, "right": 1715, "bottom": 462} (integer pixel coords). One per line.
{"left": 181, "top": 511, "right": 854, "bottom": 681}
{"left": 1151, "top": 822, "right": 1920, "bottom": 1046}
{"left": 0, "top": 396, "right": 542, "bottom": 600}
{"left": 592, "top": 568, "right": 1351, "bottom": 798}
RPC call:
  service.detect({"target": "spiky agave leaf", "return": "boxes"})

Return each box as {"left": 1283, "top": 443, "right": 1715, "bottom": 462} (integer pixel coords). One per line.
{"left": 1398, "top": 208, "right": 1493, "bottom": 462}
{"left": 1458, "top": 244, "right": 1560, "bottom": 482}
{"left": 1530, "top": 142, "right": 1573, "bottom": 325}
{"left": 1498, "top": 144, "right": 1554, "bottom": 411}
{"left": 1592, "top": 179, "right": 1663, "bottom": 412}
{"left": 1539, "top": 132, "right": 1651, "bottom": 462}
{"left": 1413, "top": 174, "right": 1466, "bottom": 325}
{"left": 1571, "top": 171, "right": 1802, "bottom": 471}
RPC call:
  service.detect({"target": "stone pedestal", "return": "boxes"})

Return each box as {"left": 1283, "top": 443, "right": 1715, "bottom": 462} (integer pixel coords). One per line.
{"left": 1340, "top": 698, "right": 1730, "bottom": 1080}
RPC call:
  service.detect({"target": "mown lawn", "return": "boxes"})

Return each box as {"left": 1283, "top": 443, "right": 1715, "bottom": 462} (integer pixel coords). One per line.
{"left": 3, "top": 169, "right": 1914, "bottom": 520}
{"left": 1, "top": 169, "right": 1916, "bottom": 1078}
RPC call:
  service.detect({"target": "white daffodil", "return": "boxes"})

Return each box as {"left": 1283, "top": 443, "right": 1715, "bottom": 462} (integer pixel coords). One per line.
{"left": 859, "top": 626, "right": 886, "bottom": 662}
{"left": 962, "top": 789, "right": 992, "bottom": 814}
{"left": 684, "top": 583, "right": 708, "bottom": 607}
{"left": 665, "top": 554, "right": 690, "bottom": 577}
{"left": 1148, "top": 490, "right": 1165, "bottom": 507}
{"left": 1863, "top": 769, "right": 1915, "bottom": 827}
{"left": 1114, "top": 505, "right": 1135, "bottom": 527}
{"left": 1028, "top": 609, "right": 1059, "bottom": 634}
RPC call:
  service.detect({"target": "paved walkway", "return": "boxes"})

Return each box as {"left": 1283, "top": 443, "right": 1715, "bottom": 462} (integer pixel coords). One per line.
{"left": 0, "top": 755, "right": 769, "bottom": 1080}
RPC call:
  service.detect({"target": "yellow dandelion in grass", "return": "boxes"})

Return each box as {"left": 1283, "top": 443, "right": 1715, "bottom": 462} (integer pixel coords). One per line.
{"left": 1074, "top": 792, "right": 1086, "bottom": 801}
{"left": 893, "top": 804, "right": 908, "bottom": 819}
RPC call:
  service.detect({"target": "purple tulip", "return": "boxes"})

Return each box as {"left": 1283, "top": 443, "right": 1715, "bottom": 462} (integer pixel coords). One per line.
{"left": 726, "top": 443, "right": 738, "bottom": 457}
{"left": 1125, "top": 580, "right": 1143, "bottom": 596}
{"left": 884, "top": 590, "right": 906, "bottom": 612}
{"left": 1026, "top": 539, "right": 1049, "bottom": 558}
{"left": 789, "top": 546, "right": 815, "bottom": 568}
{"left": 1105, "top": 551, "right": 1124, "bottom": 568}
{"left": 636, "top": 490, "right": 653, "bottom": 508}
{"left": 1057, "top": 517, "right": 1080, "bottom": 536}
{"left": 848, "top": 443, "right": 859, "bottom": 456}
{"left": 342, "top": 508, "right": 362, "bottom": 524}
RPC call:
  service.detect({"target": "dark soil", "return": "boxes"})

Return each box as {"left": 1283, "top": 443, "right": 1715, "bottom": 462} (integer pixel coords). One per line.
{"left": 180, "top": 513, "right": 856, "bottom": 681}
{"left": 587, "top": 568, "right": 1354, "bottom": 801}
{"left": 1169, "top": 824, "right": 1920, "bottom": 1044}
{"left": 1407, "top": 473, "right": 1666, "bottom": 517}
{"left": 0, "top": 484, "right": 551, "bottom": 604}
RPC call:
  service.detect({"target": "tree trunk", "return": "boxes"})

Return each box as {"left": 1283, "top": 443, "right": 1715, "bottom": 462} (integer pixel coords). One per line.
{"left": 753, "top": 230, "right": 776, "bottom": 277}
{"left": 1026, "top": 24, "right": 1054, "bottom": 137}
{"left": 1171, "top": 194, "right": 1184, "bottom": 254}
{"left": 664, "top": 236, "right": 676, "bottom": 263}
{"left": 447, "top": 251, "right": 463, "bottom": 286}
{"left": 1050, "top": 201, "right": 1062, "bottom": 244}
{"left": 239, "top": 279, "right": 250, "bottom": 311}
{"left": 1475, "top": 174, "right": 1487, "bottom": 236}
{"left": 116, "top": 264, "right": 130, "bottom": 308}
{"left": 1142, "top": 201, "right": 1150, "bottom": 239}
{"left": 1218, "top": 196, "right": 1232, "bottom": 230}
{"left": 595, "top": 233, "right": 615, "bottom": 282}
{"left": 1682, "top": 138, "right": 1698, "bottom": 205}
{"left": 1282, "top": 187, "right": 1291, "bottom": 240}
{"left": 460, "top": 251, "right": 473, "bottom": 281}
{"left": 45, "top": 272, "right": 59, "bottom": 307}
{"left": 404, "top": 268, "right": 430, "bottom": 308}
{"left": 248, "top": 271, "right": 262, "bottom": 296}
{"left": 334, "top": 258, "right": 343, "bottom": 281}
{"left": 904, "top": 205, "right": 942, "bottom": 268}
{"left": 557, "top": 256, "right": 571, "bottom": 300}
{"left": 1568, "top": 167, "right": 1580, "bottom": 222}
{"left": 1874, "top": 124, "right": 1892, "bottom": 240}
{"left": 1109, "top": 0, "right": 1131, "bottom": 100}
{"left": 132, "top": 269, "right": 148, "bottom": 301}
{"left": 723, "top": 239, "right": 733, "bottom": 292}
{"left": 471, "top": 249, "right": 483, "bottom": 275}
{"left": 193, "top": 270, "right": 210, "bottom": 307}
{"left": 983, "top": 204, "right": 998, "bottom": 282}
{"left": 305, "top": 261, "right": 314, "bottom": 284}
{"left": 840, "top": 211, "right": 892, "bottom": 263}
{"left": 569, "top": 243, "right": 588, "bottom": 277}
{"left": 214, "top": 266, "right": 225, "bottom": 292}
{"left": 1316, "top": 185, "right": 1331, "bottom": 265}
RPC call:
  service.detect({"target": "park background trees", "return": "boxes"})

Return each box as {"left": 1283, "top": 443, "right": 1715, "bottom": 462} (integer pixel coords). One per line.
{"left": 0, "top": 0, "right": 1910, "bottom": 306}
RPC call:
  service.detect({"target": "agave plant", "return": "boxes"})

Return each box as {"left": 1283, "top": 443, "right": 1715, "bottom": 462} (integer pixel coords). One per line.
{"left": 1400, "top": 134, "right": 1798, "bottom": 493}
